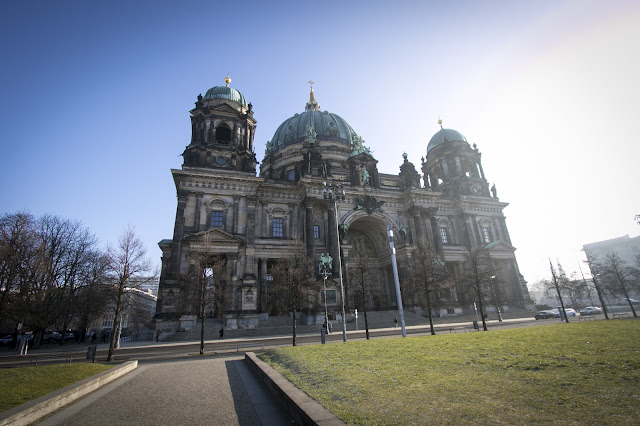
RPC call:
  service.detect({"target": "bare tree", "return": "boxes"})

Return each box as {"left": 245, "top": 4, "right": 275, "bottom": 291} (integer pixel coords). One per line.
{"left": 74, "top": 251, "right": 111, "bottom": 342}
{"left": 0, "top": 213, "right": 35, "bottom": 324}
{"left": 188, "top": 252, "right": 228, "bottom": 355}
{"left": 406, "top": 239, "right": 448, "bottom": 335}
{"left": 459, "top": 246, "right": 494, "bottom": 331}
{"left": 549, "top": 260, "right": 570, "bottom": 323}
{"left": 348, "top": 245, "right": 376, "bottom": 340}
{"left": 584, "top": 258, "right": 610, "bottom": 319}
{"left": 600, "top": 251, "right": 638, "bottom": 317}
{"left": 106, "top": 227, "right": 153, "bottom": 362}
{"left": 270, "top": 240, "right": 316, "bottom": 346}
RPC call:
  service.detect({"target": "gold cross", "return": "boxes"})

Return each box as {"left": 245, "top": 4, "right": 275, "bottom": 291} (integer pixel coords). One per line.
{"left": 308, "top": 80, "right": 315, "bottom": 90}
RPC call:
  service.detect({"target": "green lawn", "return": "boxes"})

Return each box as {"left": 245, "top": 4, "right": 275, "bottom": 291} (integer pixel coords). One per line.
{"left": 0, "top": 363, "right": 112, "bottom": 412}
{"left": 259, "top": 321, "right": 640, "bottom": 425}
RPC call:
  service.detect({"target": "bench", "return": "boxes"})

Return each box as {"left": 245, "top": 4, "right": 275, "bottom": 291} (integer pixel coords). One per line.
{"left": 613, "top": 313, "right": 630, "bottom": 319}
{"left": 237, "top": 342, "right": 264, "bottom": 352}
{"left": 578, "top": 316, "right": 595, "bottom": 321}
{"left": 30, "top": 355, "right": 73, "bottom": 366}
{"left": 449, "top": 327, "right": 473, "bottom": 333}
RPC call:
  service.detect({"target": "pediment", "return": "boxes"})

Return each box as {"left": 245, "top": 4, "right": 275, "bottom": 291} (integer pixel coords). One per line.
{"left": 185, "top": 227, "right": 244, "bottom": 247}
{"left": 209, "top": 103, "right": 240, "bottom": 115}
{"left": 484, "top": 240, "right": 516, "bottom": 253}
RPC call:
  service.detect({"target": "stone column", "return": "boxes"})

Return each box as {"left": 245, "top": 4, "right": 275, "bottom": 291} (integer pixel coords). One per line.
{"left": 410, "top": 207, "right": 425, "bottom": 244}
{"left": 464, "top": 214, "right": 477, "bottom": 248}
{"left": 168, "top": 190, "right": 188, "bottom": 280}
{"left": 304, "top": 197, "right": 315, "bottom": 256}
{"left": 232, "top": 195, "right": 240, "bottom": 234}
{"left": 326, "top": 200, "right": 339, "bottom": 275}
{"left": 430, "top": 215, "right": 443, "bottom": 256}
{"left": 194, "top": 193, "right": 203, "bottom": 231}
{"left": 256, "top": 201, "right": 263, "bottom": 238}
{"left": 500, "top": 216, "right": 512, "bottom": 245}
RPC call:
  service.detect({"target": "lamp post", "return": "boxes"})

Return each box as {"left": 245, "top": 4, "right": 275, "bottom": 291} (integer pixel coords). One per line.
{"left": 491, "top": 275, "right": 503, "bottom": 322}
{"left": 318, "top": 257, "right": 330, "bottom": 332}
{"left": 323, "top": 181, "right": 347, "bottom": 342}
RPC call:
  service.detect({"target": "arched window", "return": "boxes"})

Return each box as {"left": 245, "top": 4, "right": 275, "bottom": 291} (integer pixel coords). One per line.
{"left": 216, "top": 124, "right": 231, "bottom": 144}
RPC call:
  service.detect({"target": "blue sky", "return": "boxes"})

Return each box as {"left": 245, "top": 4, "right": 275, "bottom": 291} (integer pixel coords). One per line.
{"left": 1, "top": 0, "right": 638, "bottom": 285}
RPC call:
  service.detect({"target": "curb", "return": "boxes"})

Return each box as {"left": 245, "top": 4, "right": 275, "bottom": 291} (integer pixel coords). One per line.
{"left": 0, "top": 360, "right": 138, "bottom": 426}
{"left": 244, "top": 352, "right": 344, "bottom": 426}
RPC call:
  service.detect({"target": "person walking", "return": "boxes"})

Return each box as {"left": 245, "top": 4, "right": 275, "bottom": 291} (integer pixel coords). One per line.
{"left": 393, "top": 317, "right": 399, "bottom": 328}
{"left": 219, "top": 327, "right": 224, "bottom": 340}
{"left": 155, "top": 329, "right": 161, "bottom": 342}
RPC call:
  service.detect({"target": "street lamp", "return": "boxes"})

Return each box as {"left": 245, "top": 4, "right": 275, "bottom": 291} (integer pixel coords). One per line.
{"left": 491, "top": 275, "right": 503, "bottom": 322}
{"left": 318, "top": 255, "right": 331, "bottom": 332}
{"left": 323, "top": 181, "right": 347, "bottom": 342}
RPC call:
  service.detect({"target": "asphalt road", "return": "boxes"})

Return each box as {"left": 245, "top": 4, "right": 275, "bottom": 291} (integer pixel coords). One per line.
{"left": 1, "top": 311, "right": 635, "bottom": 368}
{"left": 0, "top": 316, "right": 545, "bottom": 367}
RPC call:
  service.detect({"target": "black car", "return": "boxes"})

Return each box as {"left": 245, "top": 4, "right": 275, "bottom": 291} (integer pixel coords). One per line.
{"left": 535, "top": 310, "right": 555, "bottom": 320}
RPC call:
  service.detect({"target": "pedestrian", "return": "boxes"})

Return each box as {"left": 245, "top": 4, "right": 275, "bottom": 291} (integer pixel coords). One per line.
{"left": 394, "top": 317, "right": 399, "bottom": 328}
{"left": 155, "top": 329, "right": 160, "bottom": 342}
{"left": 91, "top": 332, "right": 97, "bottom": 344}
{"left": 101, "top": 332, "right": 106, "bottom": 343}
{"left": 219, "top": 327, "right": 224, "bottom": 340}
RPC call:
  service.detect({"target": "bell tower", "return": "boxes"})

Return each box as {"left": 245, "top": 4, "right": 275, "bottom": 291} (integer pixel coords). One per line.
{"left": 422, "top": 120, "right": 489, "bottom": 198}
{"left": 182, "top": 76, "right": 257, "bottom": 174}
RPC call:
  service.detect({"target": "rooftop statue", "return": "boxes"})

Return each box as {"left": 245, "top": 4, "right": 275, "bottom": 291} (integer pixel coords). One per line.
{"left": 350, "top": 135, "right": 374, "bottom": 158}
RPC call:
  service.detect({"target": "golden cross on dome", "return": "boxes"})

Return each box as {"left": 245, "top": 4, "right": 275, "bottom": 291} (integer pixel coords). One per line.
{"left": 308, "top": 80, "right": 315, "bottom": 91}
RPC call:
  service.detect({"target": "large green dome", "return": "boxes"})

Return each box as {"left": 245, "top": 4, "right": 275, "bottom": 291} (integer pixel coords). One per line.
{"left": 269, "top": 109, "right": 357, "bottom": 151}
{"left": 427, "top": 128, "right": 468, "bottom": 153}
{"left": 268, "top": 90, "right": 358, "bottom": 152}
{"left": 203, "top": 85, "right": 247, "bottom": 106}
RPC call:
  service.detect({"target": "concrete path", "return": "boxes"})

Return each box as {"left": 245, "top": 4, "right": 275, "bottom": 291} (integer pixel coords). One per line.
{"left": 35, "top": 354, "right": 293, "bottom": 426}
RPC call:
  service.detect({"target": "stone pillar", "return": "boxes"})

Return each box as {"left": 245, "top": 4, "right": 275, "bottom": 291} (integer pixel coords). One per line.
{"left": 430, "top": 215, "right": 443, "bottom": 256}
{"left": 500, "top": 216, "right": 512, "bottom": 245}
{"left": 232, "top": 195, "right": 240, "bottom": 234}
{"left": 168, "top": 190, "right": 188, "bottom": 279}
{"left": 246, "top": 197, "right": 256, "bottom": 245}
{"left": 424, "top": 207, "right": 437, "bottom": 246}
{"left": 288, "top": 203, "right": 296, "bottom": 239}
{"left": 463, "top": 214, "right": 477, "bottom": 248}
{"left": 411, "top": 208, "right": 425, "bottom": 244}
{"left": 326, "top": 200, "right": 339, "bottom": 274}
{"left": 194, "top": 192, "right": 203, "bottom": 231}
{"left": 304, "top": 197, "right": 315, "bottom": 256}
{"left": 256, "top": 201, "right": 263, "bottom": 238}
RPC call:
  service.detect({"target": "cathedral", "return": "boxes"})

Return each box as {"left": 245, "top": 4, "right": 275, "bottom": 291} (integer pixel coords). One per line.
{"left": 155, "top": 77, "right": 533, "bottom": 332}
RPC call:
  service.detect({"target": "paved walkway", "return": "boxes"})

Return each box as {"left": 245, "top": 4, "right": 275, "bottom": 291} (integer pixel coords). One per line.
{"left": 35, "top": 354, "right": 292, "bottom": 426}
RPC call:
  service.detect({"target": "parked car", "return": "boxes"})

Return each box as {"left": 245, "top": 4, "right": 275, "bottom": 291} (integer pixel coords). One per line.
{"left": 42, "top": 330, "right": 62, "bottom": 342}
{"left": 626, "top": 298, "right": 639, "bottom": 303}
{"left": 0, "top": 335, "right": 13, "bottom": 345}
{"left": 535, "top": 310, "right": 555, "bottom": 320}
{"left": 579, "top": 306, "right": 603, "bottom": 315}
{"left": 554, "top": 308, "right": 577, "bottom": 318}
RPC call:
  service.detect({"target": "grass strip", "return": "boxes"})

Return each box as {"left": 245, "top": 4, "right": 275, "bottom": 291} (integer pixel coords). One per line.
{"left": 0, "top": 363, "right": 112, "bottom": 412}
{"left": 259, "top": 321, "right": 640, "bottom": 425}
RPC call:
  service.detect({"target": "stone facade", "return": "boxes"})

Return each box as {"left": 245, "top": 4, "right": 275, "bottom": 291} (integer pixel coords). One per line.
{"left": 155, "top": 80, "right": 533, "bottom": 332}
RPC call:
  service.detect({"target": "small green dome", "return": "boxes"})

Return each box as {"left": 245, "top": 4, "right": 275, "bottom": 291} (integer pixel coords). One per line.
{"left": 203, "top": 85, "right": 247, "bottom": 106}
{"left": 427, "top": 128, "right": 468, "bottom": 153}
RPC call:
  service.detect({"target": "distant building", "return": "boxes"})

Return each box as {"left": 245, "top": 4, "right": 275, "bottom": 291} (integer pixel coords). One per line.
{"left": 583, "top": 234, "right": 640, "bottom": 268}
{"left": 131, "top": 276, "right": 159, "bottom": 296}
{"left": 155, "top": 77, "right": 533, "bottom": 334}
{"left": 93, "top": 287, "right": 157, "bottom": 338}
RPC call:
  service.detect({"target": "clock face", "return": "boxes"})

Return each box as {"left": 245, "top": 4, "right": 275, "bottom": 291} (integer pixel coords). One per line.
{"left": 216, "top": 157, "right": 226, "bottom": 165}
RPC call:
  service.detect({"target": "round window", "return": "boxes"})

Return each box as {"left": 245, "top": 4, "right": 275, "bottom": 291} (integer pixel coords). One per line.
{"left": 216, "top": 157, "right": 226, "bottom": 165}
